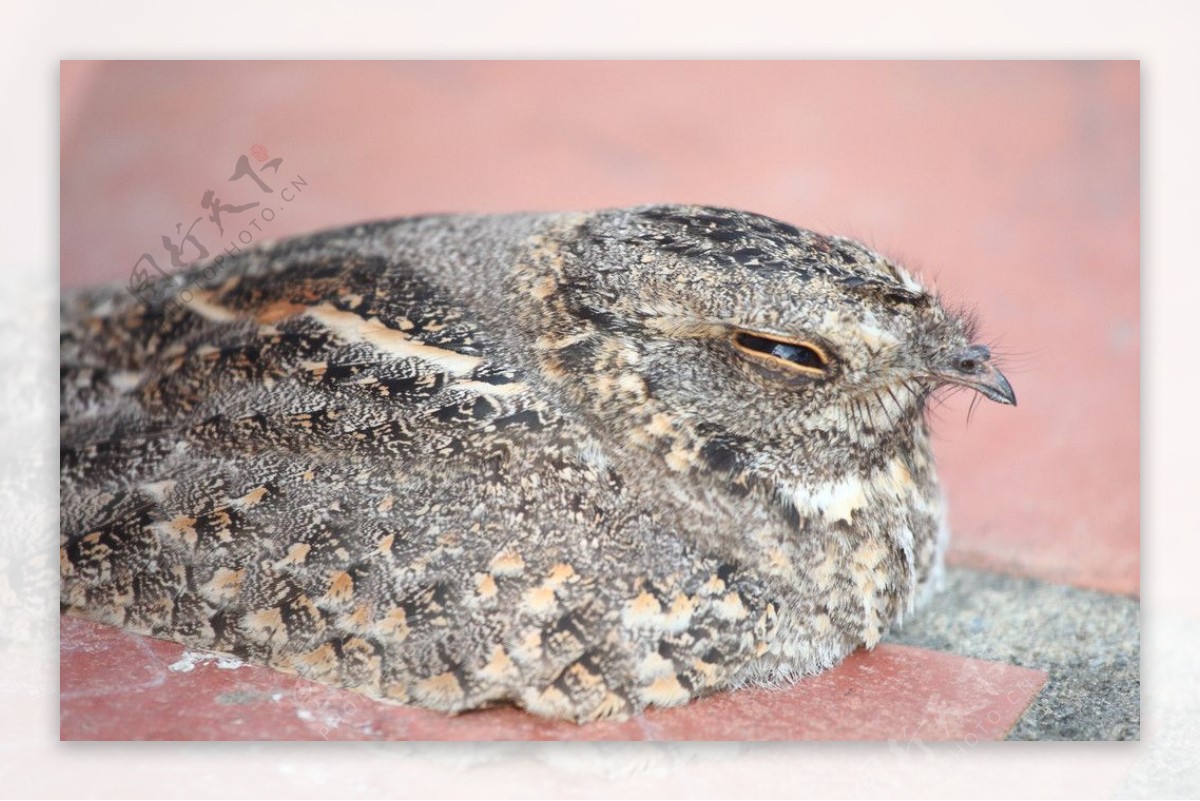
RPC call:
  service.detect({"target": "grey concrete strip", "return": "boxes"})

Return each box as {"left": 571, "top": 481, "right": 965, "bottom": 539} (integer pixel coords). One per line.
{"left": 887, "top": 566, "right": 1140, "bottom": 741}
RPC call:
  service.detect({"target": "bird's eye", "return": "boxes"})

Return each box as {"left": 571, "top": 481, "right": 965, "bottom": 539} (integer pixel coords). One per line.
{"left": 732, "top": 331, "right": 829, "bottom": 376}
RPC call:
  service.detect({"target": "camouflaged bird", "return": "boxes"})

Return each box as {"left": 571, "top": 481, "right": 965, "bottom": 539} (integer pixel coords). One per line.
{"left": 60, "top": 205, "right": 1015, "bottom": 722}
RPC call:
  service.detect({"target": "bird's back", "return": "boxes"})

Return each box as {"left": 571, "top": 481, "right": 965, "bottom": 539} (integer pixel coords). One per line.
{"left": 60, "top": 217, "right": 770, "bottom": 720}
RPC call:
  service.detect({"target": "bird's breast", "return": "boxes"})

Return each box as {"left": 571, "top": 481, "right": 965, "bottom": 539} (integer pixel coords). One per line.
{"left": 738, "top": 443, "right": 946, "bottom": 683}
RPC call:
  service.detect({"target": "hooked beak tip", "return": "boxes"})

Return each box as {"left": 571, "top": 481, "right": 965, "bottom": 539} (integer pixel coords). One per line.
{"left": 980, "top": 365, "right": 1017, "bottom": 406}
{"left": 937, "top": 347, "right": 1016, "bottom": 407}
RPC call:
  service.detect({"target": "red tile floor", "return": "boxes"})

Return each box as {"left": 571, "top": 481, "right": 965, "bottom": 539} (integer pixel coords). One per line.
{"left": 60, "top": 616, "right": 1046, "bottom": 741}
{"left": 59, "top": 61, "right": 1139, "bottom": 740}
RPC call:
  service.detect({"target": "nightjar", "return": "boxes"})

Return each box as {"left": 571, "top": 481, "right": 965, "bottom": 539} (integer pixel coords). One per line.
{"left": 60, "top": 205, "right": 1015, "bottom": 722}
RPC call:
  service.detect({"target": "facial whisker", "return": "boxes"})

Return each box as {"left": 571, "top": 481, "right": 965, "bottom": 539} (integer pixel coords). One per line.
{"left": 873, "top": 389, "right": 893, "bottom": 429}
{"left": 884, "top": 385, "right": 904, "bottom": 420}
{"left": 966, "top": 392, "right": 982, "bottom": 425}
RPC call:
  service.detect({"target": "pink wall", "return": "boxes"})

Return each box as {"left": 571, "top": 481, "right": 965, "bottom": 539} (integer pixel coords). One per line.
{"left": 60, "top": 60, "right": 1140, "bottom": 594}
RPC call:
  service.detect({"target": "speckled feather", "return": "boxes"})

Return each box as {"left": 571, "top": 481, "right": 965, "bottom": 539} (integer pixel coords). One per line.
{"left": 60, "top": 205, "right": 1012, "bottom": 721}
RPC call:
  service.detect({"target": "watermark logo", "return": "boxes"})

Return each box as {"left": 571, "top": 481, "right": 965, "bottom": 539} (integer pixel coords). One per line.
{"left": 127, "top": 145, "right": 307, "bottom": 310}
{"left": 286, "top": 677, "right": 374, "bottom": 739}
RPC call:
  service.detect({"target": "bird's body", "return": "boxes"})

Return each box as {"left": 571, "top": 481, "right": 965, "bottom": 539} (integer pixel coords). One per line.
{"left": 60, "top": 206, "right": 1013, "bottom": 721}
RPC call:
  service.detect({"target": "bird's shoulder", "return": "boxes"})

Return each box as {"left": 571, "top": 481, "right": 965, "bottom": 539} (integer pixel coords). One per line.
{"left": 62, "top": 222, "right": 572, "bottom": 469}
{"left": 59, "top": 218, "right": 804, "bottom": 721}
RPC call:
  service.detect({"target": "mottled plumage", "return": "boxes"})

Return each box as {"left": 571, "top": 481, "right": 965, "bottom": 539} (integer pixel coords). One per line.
{"left": 60, "top": 205, "right": 1014, "bottom": 721}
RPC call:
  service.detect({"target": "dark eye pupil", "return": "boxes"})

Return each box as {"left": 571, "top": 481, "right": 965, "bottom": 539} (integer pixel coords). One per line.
{"left": 770, "top": 341, "right": 823, "bottom": 368}
{"left": 735, "top": 333, "right": 826, "bottom": 370}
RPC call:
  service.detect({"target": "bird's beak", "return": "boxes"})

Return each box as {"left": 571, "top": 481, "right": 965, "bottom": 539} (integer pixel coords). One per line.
{"left": 932, "top": 345, "right": 1017, "bottom": 406}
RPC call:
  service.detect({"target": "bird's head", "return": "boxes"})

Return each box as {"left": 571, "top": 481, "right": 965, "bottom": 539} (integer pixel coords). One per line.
{"left": 517, "top": 205, "right": 1014, "bottom": 485}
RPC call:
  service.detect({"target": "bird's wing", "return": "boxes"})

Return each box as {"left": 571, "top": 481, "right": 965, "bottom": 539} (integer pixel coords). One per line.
{"left": 60, "top": 226, "right": 769, "bottom": 720}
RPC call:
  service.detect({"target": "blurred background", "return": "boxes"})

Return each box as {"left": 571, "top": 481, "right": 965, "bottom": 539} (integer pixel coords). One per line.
{"left": 59, "top": 59, "right": 1139, "bottom": 599}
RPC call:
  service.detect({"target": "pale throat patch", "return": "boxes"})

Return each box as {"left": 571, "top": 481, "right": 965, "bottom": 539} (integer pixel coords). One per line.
{"left": 784, "top": 456, "right": 922, "bottom": 525}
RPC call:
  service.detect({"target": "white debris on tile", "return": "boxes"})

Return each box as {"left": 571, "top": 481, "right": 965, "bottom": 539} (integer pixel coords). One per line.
{"left": 168, "top": 650, "right": 246, "bottom": 673}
